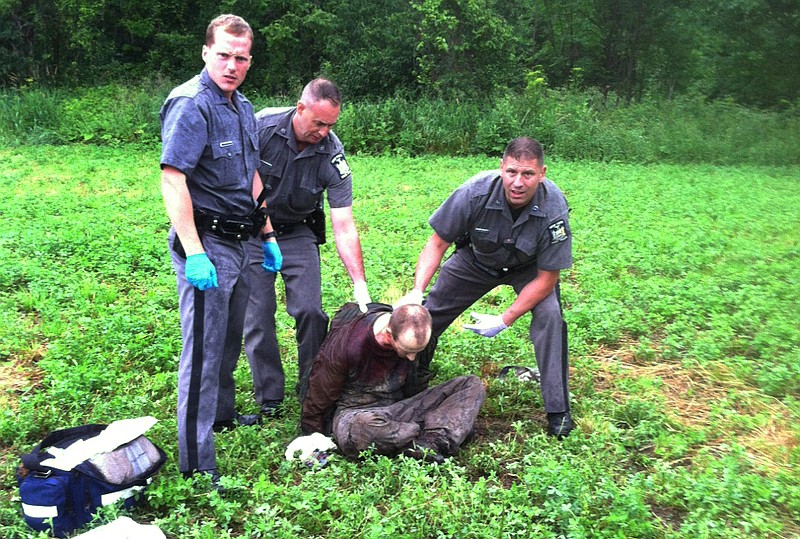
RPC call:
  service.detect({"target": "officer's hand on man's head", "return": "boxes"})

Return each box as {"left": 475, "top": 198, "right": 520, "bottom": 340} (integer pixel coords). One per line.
{"left": 464, "top": 312, "right": 508, "bottom": 338}
{"left": 353, "top": 281, "right": 372, "bottom": 313}
{"left": 261, "top": 241, "right": 283, "bottom": 273}
{"left": 394, "top": 289, "right": 424, "bottom": 308}
{"left": 185, "top": 253, "right": 218, "bottom": 290}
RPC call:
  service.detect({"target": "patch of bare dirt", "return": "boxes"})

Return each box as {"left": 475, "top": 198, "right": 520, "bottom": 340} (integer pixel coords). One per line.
{"left": 0, "top": 345, "right": 46, "bottom": 411}
{"left": 589, "top": 337, "right": 799, "bottom": 474}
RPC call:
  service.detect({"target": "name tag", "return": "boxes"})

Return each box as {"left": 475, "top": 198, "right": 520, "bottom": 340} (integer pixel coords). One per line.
{"left": 219, "top": 141, "right": 233, "bottom": 148}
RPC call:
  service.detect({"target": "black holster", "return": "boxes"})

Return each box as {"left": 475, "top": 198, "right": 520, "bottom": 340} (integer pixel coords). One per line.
{"left": 272, "top": 207, "right": 327, "bottom": 245}
{"left": 306, "top": 206, "right": 326, "bottom": 245}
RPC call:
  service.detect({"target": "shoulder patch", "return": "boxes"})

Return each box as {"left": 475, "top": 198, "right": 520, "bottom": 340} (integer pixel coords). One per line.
{"left": 331, "top": 153, "right": 351, "bottom": 179}
{"left": 548, "top": 220, "right": 568, "bottom": 244}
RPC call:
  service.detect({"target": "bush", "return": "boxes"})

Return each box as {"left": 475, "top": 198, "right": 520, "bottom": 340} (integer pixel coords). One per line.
{"left": 0, "top": 86, "right": 63, "bottom": 144}
{"left": 58, "top": 85, "right": 163, "bottom": 145}
{"left": 2, "top": 84, "right": 799, "bottom": 165}
{"left": 0, "top": 81, "right": 170, "bottom": 147}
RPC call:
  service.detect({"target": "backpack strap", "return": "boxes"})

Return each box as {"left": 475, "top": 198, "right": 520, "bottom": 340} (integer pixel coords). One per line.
{"left": 20, "top": 424, "right": 107, "bottom": 473}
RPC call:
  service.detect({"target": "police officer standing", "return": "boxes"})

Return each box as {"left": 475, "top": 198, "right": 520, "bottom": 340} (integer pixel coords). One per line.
{"left": 397, "top": 137, "right": 575, "bottom": 438}
{"left": 243, "top": 79, "right": 371, "bottom": 413}
{"left": 160, "top": 14, "right": 282, "bottom": 487}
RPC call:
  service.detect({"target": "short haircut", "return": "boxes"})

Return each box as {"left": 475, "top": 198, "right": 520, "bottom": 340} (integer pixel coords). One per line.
{"left": 389, "top": 304, "right": 432, "bottom": 347}
{"left": 206, "top": 14, "right": 254, "bottom": 46}
{"left": 300, "top": 78, "right": 342, "bottom": 107}
{"left": 503, "top": 137, "right": 545, "bottom": 165}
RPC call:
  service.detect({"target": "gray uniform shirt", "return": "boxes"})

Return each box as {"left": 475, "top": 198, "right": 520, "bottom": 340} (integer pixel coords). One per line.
{"left": 160, "top": 68, "right": 260, "bottom": 216}
{"left": 429, "top": 171, "right": 572, "bottom": 271}
{"left": 255, "top": 107, "right": 353, "bottom": 224}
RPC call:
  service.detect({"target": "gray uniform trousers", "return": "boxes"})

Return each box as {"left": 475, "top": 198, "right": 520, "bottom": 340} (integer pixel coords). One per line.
{"left": 169, "top": 230, "right": 251, "bottom": 473}
{"left": 425, "top": 249, "right": 570, "bottom": 414}
{"left": 243, "top": 226, "right": 329, "bottom": 403}
{"left": 332, "top": 375, "right": 486, "bottom": 458}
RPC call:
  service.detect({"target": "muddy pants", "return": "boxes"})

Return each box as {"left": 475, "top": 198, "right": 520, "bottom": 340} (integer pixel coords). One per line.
{"left": 332, "top": 375, "right": 486, "bottom": 458}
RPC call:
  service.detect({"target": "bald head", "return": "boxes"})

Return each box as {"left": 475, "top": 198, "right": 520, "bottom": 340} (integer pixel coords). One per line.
{"left": 388, "top": 304, "right": 432, "bottom": 360}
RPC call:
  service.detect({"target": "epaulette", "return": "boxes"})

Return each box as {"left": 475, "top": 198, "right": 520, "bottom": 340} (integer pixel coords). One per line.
{"left": 166, "top": 75, "right": 204, "bottom": 100}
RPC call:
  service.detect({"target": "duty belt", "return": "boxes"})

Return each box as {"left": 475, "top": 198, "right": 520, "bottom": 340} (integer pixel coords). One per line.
{"left": 272, "top": 205, "right": 326, "bottom": 245}
{"left": 271, "top": 218, "right": 311, "bottom": 237}
{"left": 469, "top": 251, "right": 537, "bottom": 279}
{"left": 194, "top": 209, "right": 263, "bottom": 241}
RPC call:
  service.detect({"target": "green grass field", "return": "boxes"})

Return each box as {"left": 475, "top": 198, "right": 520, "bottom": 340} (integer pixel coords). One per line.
{"left": 1, "top": 145, "right": 798, "bottom": 538}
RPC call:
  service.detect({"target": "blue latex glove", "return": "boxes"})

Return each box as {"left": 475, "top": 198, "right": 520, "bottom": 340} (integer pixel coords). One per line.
{"left": 185, "top": 253, "right": 218, "bottom": 290}
{"left": 464, "top": 312, "right": 508, "bottom": 338}
{"left": 261, "top": 241, "right": 283, "bottom": 273}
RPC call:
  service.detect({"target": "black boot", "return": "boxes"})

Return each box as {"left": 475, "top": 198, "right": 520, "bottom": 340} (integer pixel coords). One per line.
{"left": 260, "top": 399, "right": 284, "bottom": 419}
{"left": 547, "top": 411, "right": 575, "bottom": 439}
{"left": 182, "top": 468, "right": 225, "bottom": 493}
{"left": 213, "top": 413, "right": 263, "bottom": 432}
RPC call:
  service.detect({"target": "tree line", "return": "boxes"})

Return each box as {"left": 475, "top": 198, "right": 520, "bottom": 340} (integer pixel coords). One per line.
{"left": 1, "top": 0, "right": 798, "bottom": 107}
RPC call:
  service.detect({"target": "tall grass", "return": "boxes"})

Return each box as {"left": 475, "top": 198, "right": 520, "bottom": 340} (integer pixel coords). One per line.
{"left": 0, "top": 87, "right": 64, "bottom": 145}
{"left": 1, "top": 84, "right": 799, "bottom": 165}
{"left": 0, "top": 82, "right": 170, "bottom": 146}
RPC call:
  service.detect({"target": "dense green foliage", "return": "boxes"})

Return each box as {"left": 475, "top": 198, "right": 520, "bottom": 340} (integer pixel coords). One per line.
{"left": 0, "top": 146, "right": 798, "bottom": 537}
{"left": 1, "top": 0, "right": 799, "bottom": 106}
{"left": 1, "top": 84, "right": 799, "bottom": 165}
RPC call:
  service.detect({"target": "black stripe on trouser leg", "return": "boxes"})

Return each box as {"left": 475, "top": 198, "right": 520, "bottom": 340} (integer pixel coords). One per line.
{"left": 187, "top": 287, "right": 205, "bottom": 472}
{"left": 555, "top": 283, "right": 570, "bottom": 412}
